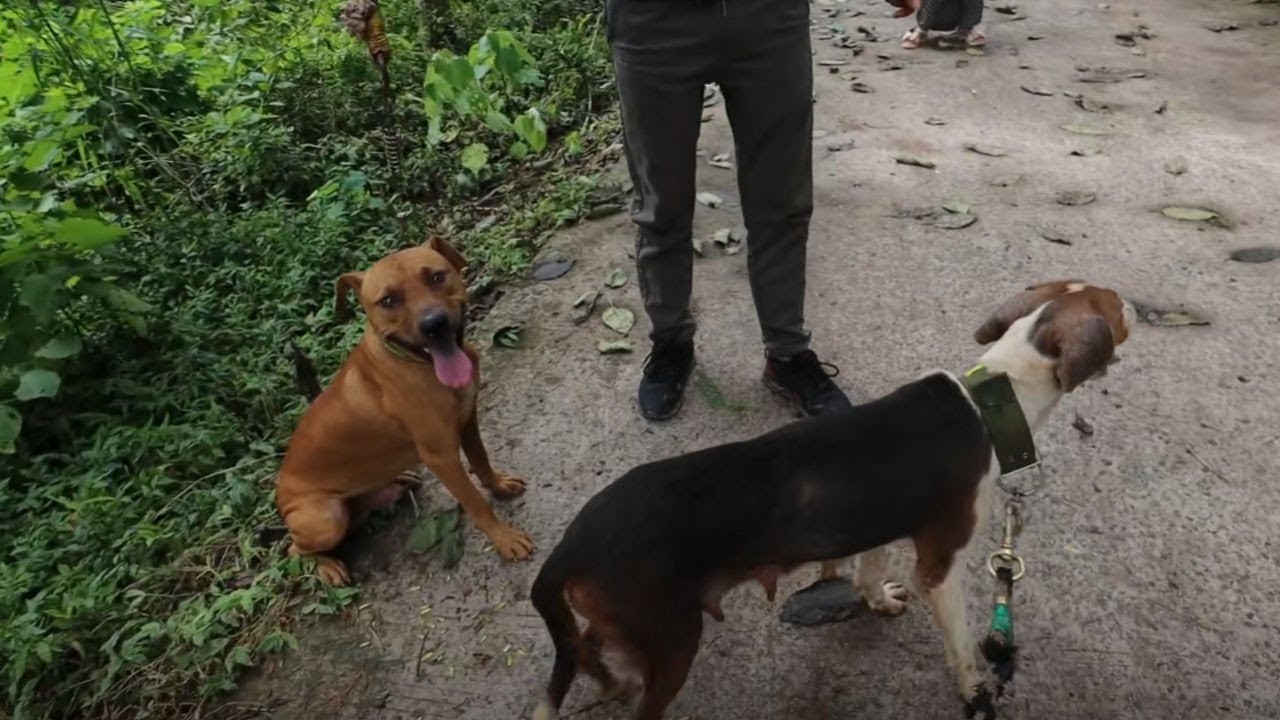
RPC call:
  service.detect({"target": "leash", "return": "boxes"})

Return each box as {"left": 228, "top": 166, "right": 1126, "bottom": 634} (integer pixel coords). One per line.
{"left": 960, "top": 365, "right": 1045, "bottom": 694}
{"left": 980, "top": 463, "right": 1043, "bottom": 690}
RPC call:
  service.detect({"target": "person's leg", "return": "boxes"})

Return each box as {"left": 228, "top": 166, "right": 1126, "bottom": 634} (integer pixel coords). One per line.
{"left": 609, "top": 0, "right": 714, "bottom": 420}
{"left": 717, "top": 0, "right": 813, "bottom": 360}
{"left": 606, "top": 0, "right": 711, "bottom": 417}
{"left": 960, "top": 0, "right": 986, "bottom": 46}
{"left": 612, "top": 0, "right": 708, "bottom": 347}
{"left": 717, "top": 0, "right": 853, "bottom": 417}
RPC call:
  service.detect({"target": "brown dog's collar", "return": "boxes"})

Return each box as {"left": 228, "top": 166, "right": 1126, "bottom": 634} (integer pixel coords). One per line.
{"left": 960, "top": 365, "right": 1038, "bottom": 476}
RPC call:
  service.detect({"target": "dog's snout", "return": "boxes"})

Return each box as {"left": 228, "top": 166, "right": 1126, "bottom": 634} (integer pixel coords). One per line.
{"left": 418, "top": 311, "right": 450, "bottom": 337}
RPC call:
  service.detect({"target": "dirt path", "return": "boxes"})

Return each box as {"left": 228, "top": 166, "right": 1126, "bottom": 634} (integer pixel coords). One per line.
{"left": 236, "top": 1, "right": 1280, "bottom": 718}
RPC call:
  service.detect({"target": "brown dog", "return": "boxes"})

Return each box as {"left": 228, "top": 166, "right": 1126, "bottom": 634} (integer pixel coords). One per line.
{"left": 276, "top": 236, "right": 533, "bottom": 585}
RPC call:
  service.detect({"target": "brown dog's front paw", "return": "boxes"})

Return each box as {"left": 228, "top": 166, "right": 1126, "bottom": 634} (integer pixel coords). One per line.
{"left": 487, "top": 524, "right": 534, "bottom": 560}
{"left": 314, "top": 556, "right": 352, "bottom": 586}
{"left": 487, "top": 471, "right": 527, "bottom": 500}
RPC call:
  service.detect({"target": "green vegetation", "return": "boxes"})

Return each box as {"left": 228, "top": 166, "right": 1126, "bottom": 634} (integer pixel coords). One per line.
{"left": 0, "top": 1, "right": 612, "bottom": 717}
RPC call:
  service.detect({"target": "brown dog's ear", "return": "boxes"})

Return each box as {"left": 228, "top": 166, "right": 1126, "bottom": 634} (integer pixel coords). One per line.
{"left": 1034, "top": 315, "right": 1116, "bottom": 393}
{"left": 334, "top": 272, "right": 365, "bottom": 321}
{"left": 426, "top": 235, "right": 467, "bottom": 272}
{"left": 974, "top": 280, "right": 1084, "bottom": 345}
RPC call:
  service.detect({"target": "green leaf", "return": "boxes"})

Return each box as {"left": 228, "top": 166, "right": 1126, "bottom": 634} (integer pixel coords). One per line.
{"left": 53, "top": 217, "right": 126, "bottom": 250}
{"left": 16, "top": 369, "right": 60, "bottom": 401}
{"left": 460, "top": 143, "right": 490, "bottom": 174}
{"left": 406, "top": 516, "right": 442, "bottom": 554}
{"left": 0, "top": 404, "right": 20, "bottom": 454}
{"left": 1161, "top": 206, "right": 1218, "bottom": 222}
{"left": 440, "top": 55, "right": 476, "bottom": 91}
{"left": 440, "top": 508, "right": 460, "bottom": 533}
{"left": 602, "top": 306, "right": 635, "bottom": 335}
{"left": 19, "top": 274, "right": 60, "bottom": 323}
{"left": 565, "top": 131, "right": 584, "bottom": 157}
{"left": 23, "top": 139, "right": 61, "bottom": 172}
{"left": 513, "top": 110, "right": 547, "bottom": 153}
{"left": 484, "top": 111, "right": 514, "bottom": 134}
{"left": 35, "top": 335, "right": 82, "bottom": 360}
{"left": 441, "top": 532, "right": 464, "bottom": 569}
{"left": 509, "top": 141, "right": 529, "bottom": 161}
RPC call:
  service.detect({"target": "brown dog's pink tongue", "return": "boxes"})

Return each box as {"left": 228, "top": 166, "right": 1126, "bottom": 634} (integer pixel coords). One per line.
{"left": 431, "top": 347, "right": 474, "bottom": 388}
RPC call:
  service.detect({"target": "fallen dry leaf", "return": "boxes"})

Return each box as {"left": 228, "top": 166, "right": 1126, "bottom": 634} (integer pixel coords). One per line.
{"left": 1060, "top": 123, "right": 1111, "bottom": 136}
{"left": 602, "top": 306, "right": 635, "bottom": 335}
{"left": 1135, "top": 305, "right": 1210, "bottom": 327}
{"left": 597, "top": 339, "right": 634, "bottom": 354}
{"left": 604, "top": 268, "right": 628, "bottom": 289}
{"left": 1055, "top": 190, "right": 1097, "bottom": 206}
{"left": 1073, "top": 412, "right": 1095, "bottom": 436}
{"left": 1164, "top": 158, "right": 1189, "bottom": 176}
{"left": 1021, "top": 85, "right": 1056, "bottom": 97}
{"left": 1039, "top": 227, "right": 1073, "bottom": 245}
{"left": 696, "top": 191, "right": 724, "bottom": 208}
{"left": 965, "top": 143, "right": 1008, "bottom": 157}
{"left": 934, "top": 212, "right": 978, "bottom": 229}
{"left": 895, "top": 156, "right": 936, "bottom": 169}
{"left": 1161, "top": 206, "right": 1218, "bottom": 222}
{"left": 571, "top": 290, "right": 599, "bottom": 324}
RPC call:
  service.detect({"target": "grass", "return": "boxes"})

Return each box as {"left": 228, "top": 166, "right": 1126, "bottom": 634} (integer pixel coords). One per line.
{"left": 0, "top": 0, "right": 616, "bottom": 717}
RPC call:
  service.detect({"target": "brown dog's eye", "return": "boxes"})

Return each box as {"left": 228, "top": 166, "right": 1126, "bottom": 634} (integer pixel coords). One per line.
{"left": 428, "top": 270, "right": 447, "bottom": 286}
{"left": 377, "top": 294, "right": 400, "bottom": 309}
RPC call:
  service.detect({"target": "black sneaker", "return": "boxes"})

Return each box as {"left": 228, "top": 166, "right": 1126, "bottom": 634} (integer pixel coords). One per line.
{"left": 638, "top": 340, "right": 695, "bottom": 421}
{"left": 763, "top": 350, "right": 853, "bottom": 417}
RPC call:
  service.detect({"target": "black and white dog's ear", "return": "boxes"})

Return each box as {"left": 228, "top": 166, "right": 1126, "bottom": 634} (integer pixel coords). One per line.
{"left": 973, "top": 280, "right": 1084, "bottom": 344}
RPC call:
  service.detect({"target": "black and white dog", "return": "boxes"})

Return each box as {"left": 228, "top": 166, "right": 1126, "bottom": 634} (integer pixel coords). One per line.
{"left": 531, "top": 281, "right": 1135, "bottom": 720}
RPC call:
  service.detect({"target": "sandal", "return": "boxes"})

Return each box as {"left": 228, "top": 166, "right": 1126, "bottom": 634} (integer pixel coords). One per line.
{"left": 967, "top": 25, "right": 987, "bottom": 47}
{"left": 901, "top": 28, "right": 925, "bottom": 49}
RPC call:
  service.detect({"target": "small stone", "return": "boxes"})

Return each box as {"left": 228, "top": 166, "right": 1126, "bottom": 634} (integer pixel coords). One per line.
{"left": 1229, "top": 247, "right": 1280, "bottom": 263}
{"left": 779, "top": 578, "right": 864, "bottom": 627}
{"left": 532, "top": 258, "right": 574, "bottom": 281}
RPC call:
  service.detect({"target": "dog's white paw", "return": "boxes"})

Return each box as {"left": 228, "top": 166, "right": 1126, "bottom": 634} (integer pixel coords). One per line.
{"left": 866, "top": 580, "right": 909, "bottom": 615}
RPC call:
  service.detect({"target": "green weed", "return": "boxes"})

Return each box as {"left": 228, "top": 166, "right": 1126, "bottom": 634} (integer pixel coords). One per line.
{"left": 0, "top": 0, "right": 613, "bottom": 717}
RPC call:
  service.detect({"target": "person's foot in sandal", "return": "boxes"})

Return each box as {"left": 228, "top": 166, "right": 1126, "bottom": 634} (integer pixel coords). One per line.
{"left": 966, "top": 24, "right": 987, "bottom": 47}
{"left": 901, "top": 27, "right": 925, "bottom": 49}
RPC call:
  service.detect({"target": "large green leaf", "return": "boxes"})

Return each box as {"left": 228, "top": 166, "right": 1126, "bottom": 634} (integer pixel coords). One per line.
{"left": 19, "top": 274, "right": 60, "bottom": 323}
{"left": 35, "top": 335, "right": 82, "bottom": 360}
{"left": 53, "top": 217, "right": 127, "bottom": 250}
{"left": 0, "top": 404, "right": 19, "bottom": 454}
{"left": 15, "top": 369, "right": 61, "bottom": 401}
{"left": 513, "top": 110, "right": 547, "bottom": 153}
{"left": 23, "top": 138, "right": 61, "bottom": 172}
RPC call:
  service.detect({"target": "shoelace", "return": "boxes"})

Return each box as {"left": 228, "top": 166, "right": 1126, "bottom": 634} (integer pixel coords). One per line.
{"left": 782, "top": 351, "right": 842, "bottom": 396}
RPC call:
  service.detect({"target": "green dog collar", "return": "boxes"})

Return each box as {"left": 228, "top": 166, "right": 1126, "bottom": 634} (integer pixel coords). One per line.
{"left": 961, "top": 365, "right": 1038, "bottom": 476}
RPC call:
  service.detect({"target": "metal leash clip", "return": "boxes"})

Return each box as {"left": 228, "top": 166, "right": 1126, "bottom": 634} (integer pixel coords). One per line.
{"left": 987, "top": 498, "right": 1025, "bottom": 581}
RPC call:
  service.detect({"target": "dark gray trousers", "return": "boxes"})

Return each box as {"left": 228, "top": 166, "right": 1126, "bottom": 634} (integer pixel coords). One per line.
{"left": 608, "top": 0, "right": 814, "bottom": 358}
{"left": 918, "top": 0, "right": 984, "bottom": 32}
